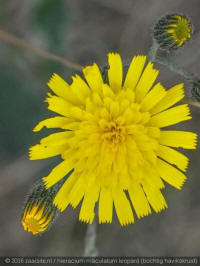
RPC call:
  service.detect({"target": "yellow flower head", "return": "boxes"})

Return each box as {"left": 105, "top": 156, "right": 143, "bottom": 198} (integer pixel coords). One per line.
{"left": 154, "top": 14, "right": 192, "bottom": 49}
{"left": 30, "top": 53, "right": 197, "bottom": 226}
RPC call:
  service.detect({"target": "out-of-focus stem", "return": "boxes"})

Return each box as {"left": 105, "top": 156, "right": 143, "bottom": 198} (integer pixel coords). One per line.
{"left": 84, "top": 219, "right": 98, "bottom": 257}
{"left": 183, "top": 98, "right": 200, "bottom": 108}
{"left": 0, "top": 29, "right": 82, "bottom": 71}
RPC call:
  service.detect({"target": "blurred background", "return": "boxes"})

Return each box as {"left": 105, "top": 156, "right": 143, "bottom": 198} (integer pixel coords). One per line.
{"left": 0, "top": 0, "right": 200, "bottom": 257}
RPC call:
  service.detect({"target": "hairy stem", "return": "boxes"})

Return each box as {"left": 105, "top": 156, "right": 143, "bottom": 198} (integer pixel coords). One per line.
{"left": 147, "top": 38, "right": 160, "bottom": 62}
{"left": 154, "top": 56, "right": 200, "bottom": 107}
{"left": 154, "top": 56, "right": 197, "bottom": 82}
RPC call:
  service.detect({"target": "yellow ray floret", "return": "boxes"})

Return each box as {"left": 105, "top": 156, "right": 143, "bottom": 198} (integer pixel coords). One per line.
{"left": 108, "top": 53, "right": 123, "bottom": 92}
{"left": 30, "top": 53, "right": 197, "bottom": 226}
{"left": 33, "top": 116, "right": 75, "bottom": 132}
{"left": 43, "top": 160, "right": 73, "bottom": 189}
{"left": 79, "top": 184, "right": 100, "bottom": 224}
{"left": 151, "top": 83, "right": 184, "bottom": 115}
{"left": 157, "top": 145, "right": 188, "bottom": 172}
{"left": 82, "top": 63, "right": 103, "bottom": 95}
{"left": 157, "top": 159, "right": 187, "bottom": 189}
{"left": 128, "top": 183, "right": 151, "bottom": 219}
{"left": 98, "top": 187, "right": 113, "bottom": 224}
{"left": 149, "top": 104, "right": 191, "bottom": 127}
{"left": 123, "top": 55, "right": 146, "bottom": 90}
{"left": 70, "top": 74, "right": 91, "bottom": 102}
{"left": 140, "top": 83, "right": 167, "bottom": 112}
{"left": 113, "top": 189, "right": 134, "bottom": 226}
{"left": 48, "top": 74, "right": 82, "bottom": 105}
{"left": 135, "top": 62, "right": 159, "bottom": 102}
{"left": 160, "top": 130, "right": 197, "bottom": 149}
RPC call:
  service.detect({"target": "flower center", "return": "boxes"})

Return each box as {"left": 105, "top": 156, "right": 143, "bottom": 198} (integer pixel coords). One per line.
{"left": 174, "top": 19, "right": 191, "bottom": 41}
{"left": 167, "top": 17, "right": 191, "bottom": 43}
{"left": 103, "top": 121, "right": 125, "bottom": 145}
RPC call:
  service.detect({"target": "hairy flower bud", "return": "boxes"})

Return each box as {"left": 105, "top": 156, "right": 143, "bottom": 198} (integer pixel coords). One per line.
{"left": 191, "top": 80, "right": 200, "bottom": 102}
{"left": 21, "top": 181, "right": 59, "bottom": 235}
{"left": 154, "top": 14, "right": 192, "bottom": 50}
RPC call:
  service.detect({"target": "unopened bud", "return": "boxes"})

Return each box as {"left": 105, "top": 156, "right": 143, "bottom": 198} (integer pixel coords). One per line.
{"left": 154, "top": 14, "right": 192, "bottom": 50}
{"left": 191, "top": 80, "right": 200, "bottom": 102}
{"left": 21, "top": 181, "right": 59, "bottom": 235}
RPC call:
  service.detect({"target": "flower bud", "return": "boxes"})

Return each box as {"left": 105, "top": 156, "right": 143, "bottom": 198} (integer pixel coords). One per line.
{"left": 154, "top": 14, "right": 192, "bottom": 50}
{"left": 21, "top": 181, "right": 59, "bottom": 235}
{"left": 191, "top": 80, "right": 200, "bottom": 102}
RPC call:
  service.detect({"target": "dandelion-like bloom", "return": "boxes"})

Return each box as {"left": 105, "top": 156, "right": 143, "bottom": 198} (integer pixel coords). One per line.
{"left": 30, "top": 53, "right": 197, "bottom": 225}
{"left": 22, "top": 182, "right": 58, "bottom": 234}
{"left": 154, "top": 14, "right": 192, "bottom": 49}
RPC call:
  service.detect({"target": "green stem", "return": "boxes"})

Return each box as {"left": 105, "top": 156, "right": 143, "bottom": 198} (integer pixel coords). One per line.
{"left": 154, "top": 56, "right": 200, "bottom": 107}
{"left": 154, "top": 56, "right": 197, "bottom": 82}
{"left": 147, "top": 38, "right": 160, "bottom": 62}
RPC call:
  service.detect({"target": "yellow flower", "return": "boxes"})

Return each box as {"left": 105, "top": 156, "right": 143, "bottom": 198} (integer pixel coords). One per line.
{"left": 154, "top": 14, "right": 192, "bottom": 49}
{"left": 30, "top": 53, "right": 197, "bottom": 226}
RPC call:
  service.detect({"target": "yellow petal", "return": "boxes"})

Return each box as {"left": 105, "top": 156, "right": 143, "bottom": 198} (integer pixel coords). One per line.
{"left": 29, "top": 143, "right": 67, "bottom": 160}
{"left": 160, "top": 130, "right": 197, "bottom": 149}
{"left": 142, "top": 184, "right": 168, "bottom": 212}
{"left": 151, "top": 83, "right": 184, "bottom": 115}
{"left": 157, "top": 159, "right": 187, "bottom": 189}
{"left": 53, "top": 173, "right": 77, "bottom": 211}
{"left": 128, "top": 183, "right": 151, "bottom": 219}
{"left": 43, "top": 160, "right": 73, "bottom": 189}
{"left": 40, "top": 131, "right": 72, "bottom": 145}
{"left": 45, "top": 94, "right": 71, "bottom": 116}
{"left": 68, "top": 106, "right": 85, "bottom": 121}
{"left": 102, "top": 83, "right": 115, "bottom": 98}
{"left": 157, "top": 145, "right": 188, "bottom": 171}
{"left": 92, "top": 92, "right": 103, "bottom": 106}
{"left": 135, "top": 62, "right": 159, "bottom": 102}
{"left": 146, "top": 126, "right": 161, "bottom": 139}
{"left": 82, "top": 63, "right": 103, "bottom": 95}
{"left": 47, "top": 73, "right": 81, "bottom": 105}
{"left": 33, "top": 116, "right": 74, "bottom": 132}
{"left": 79, "top": 184, "right": 100, "bottom": 224}
{"left": 68, "top": 176, "right": 86, "bottom": 208}
{"left": 71, "top": 74, "right": 91, "bottom": 102}
{"left": 113, "top": 189, "right": 134, "bottom": 226}
{"left": 140, "top": 83, "right": 167, "bottom": 112}
{"left": 144, "top": 168, "right": 165, "bottom": 189}
{"left": 123, "top": 55, "right": 146, "bottom": 90}
{"left": 149, "top": 104, "right": 191, "bottom": 127}
{"left": 98, "top": 187, "right": 113, "bottom": 224}
{"left": 108, "top": 53, "right": 123, "bottom": 92}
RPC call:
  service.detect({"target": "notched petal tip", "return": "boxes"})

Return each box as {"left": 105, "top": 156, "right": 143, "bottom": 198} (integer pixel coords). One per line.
{"left": 53, "top": 197, "right": 65, "bottom": 212}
